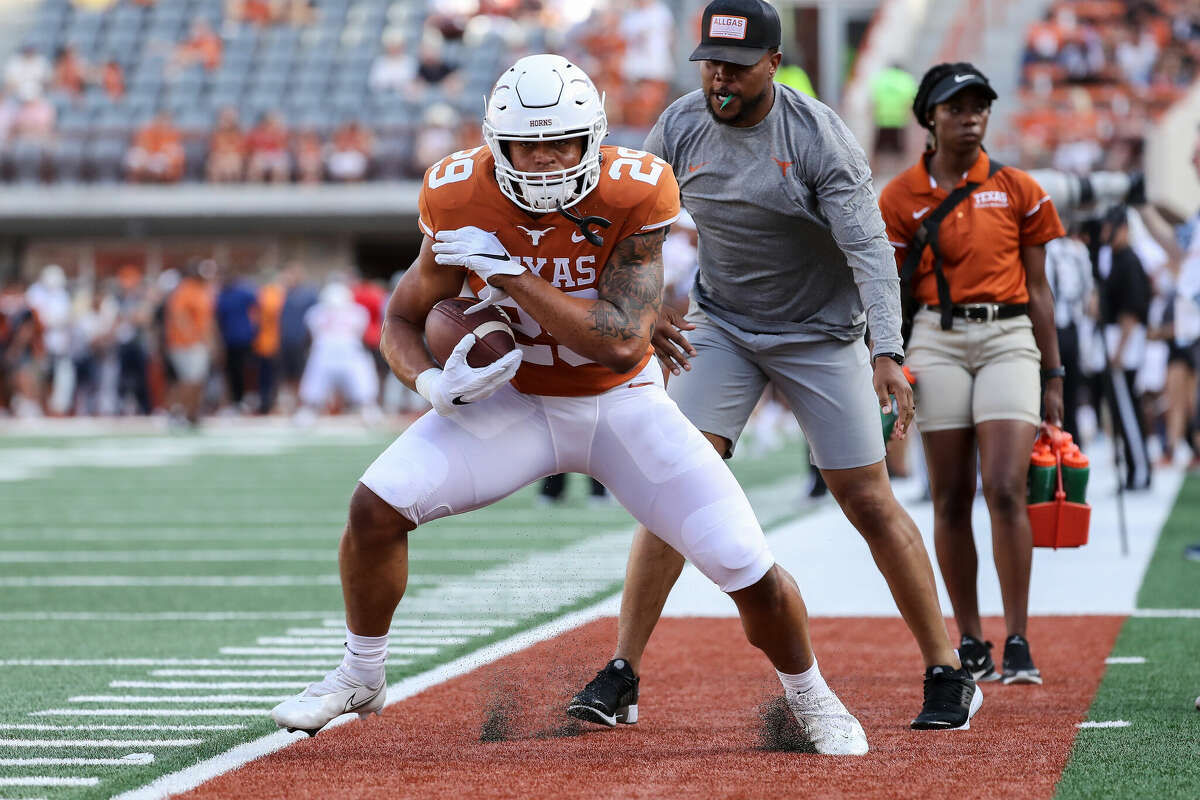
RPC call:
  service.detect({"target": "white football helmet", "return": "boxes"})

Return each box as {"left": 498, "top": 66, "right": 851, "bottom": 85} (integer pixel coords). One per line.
{"left": 483, "top": 54, "right": 607, "bottom": 213}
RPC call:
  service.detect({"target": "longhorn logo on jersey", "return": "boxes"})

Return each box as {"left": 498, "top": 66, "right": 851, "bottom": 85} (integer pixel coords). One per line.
{"left": 419, "top": 144, "right": 680, "bottom": 397}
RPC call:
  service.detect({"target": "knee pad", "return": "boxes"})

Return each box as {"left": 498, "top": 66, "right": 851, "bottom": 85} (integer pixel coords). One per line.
{"left": 678, "top": 496, "right": 772, "bottom": 593}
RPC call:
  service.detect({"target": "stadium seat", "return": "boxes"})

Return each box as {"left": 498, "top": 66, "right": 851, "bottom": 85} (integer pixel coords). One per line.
{"left": 85, "top": 136, "right": 128, "bottom": 183}
{"left": 10, "top": 140, "right": 47, "bottom": 184}
{"left": 52, "top": 138, "right": 86, "bottom": 183}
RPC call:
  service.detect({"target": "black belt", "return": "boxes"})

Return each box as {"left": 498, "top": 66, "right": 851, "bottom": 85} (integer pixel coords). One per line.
{"left": 923, "top": 303, "right": 1028, "bottom": 323}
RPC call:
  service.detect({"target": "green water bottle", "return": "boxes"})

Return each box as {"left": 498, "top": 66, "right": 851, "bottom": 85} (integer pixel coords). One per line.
{"left": 881, "top": 397, "right": 898, "bottom": 443}
{"left": 1061, "top": 447, "right": 1089, "bottom": 504}
{"left": 1027, "top": 448, "right": 1056, "bottom": 504}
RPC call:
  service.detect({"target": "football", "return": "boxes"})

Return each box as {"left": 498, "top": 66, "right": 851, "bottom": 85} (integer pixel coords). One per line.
{"left": 425, "top": 297, "right": 517, "bottom": 368}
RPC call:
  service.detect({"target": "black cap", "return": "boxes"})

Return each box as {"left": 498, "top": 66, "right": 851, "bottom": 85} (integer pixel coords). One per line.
{"left": 689, "top": 0, "right": 781, "bottom": 67}
{"left": 927, "top": 70, "right": 998, "bottom": 107}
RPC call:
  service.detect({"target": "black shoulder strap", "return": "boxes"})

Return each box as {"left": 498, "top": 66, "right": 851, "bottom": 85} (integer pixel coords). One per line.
{"left": 899, "top": 159, "right": 1005, "bottom": 331}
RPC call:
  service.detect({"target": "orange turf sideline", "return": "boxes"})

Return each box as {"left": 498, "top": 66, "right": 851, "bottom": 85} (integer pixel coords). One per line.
{"left": 180, "top": 616, "right": 1122, "bottom": 800}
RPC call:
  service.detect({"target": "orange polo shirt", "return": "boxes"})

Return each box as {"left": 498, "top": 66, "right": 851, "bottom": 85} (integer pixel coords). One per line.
{"left": 879, "top": 151, "right": 1065, "bottom": 305}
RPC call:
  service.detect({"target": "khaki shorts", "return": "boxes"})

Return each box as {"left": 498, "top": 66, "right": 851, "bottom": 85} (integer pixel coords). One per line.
{"left": 907, "top": 309, "right": 1042, "bottom": 431}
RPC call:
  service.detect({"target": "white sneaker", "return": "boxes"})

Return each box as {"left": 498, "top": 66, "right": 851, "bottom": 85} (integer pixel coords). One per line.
{"left": 785, "top": 687, "right": 869, "bottom": 755}
{"left": 271, "top": 666, "right": 385, "bottom": 737}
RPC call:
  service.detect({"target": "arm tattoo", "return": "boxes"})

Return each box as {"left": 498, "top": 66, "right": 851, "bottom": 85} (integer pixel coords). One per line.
{"left": 589, "top": 229, "right": 665, "bottom": 341}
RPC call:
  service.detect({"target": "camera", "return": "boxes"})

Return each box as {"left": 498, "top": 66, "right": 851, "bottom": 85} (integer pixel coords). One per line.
{"left": 1027, "top": 169, "right": 1146, "bottom": 225}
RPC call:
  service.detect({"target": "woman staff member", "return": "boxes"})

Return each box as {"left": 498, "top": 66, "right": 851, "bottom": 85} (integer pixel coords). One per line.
{"left": 879, "top": 63, "right": 1066, "bottom": 685}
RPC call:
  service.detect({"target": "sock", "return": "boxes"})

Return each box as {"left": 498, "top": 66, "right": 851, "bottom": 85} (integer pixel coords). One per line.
{"left": 342, "top": 630, "right": 387, "bottom": 686}
{"left": 777, "top": 660, "right": 828, "bottom": 697}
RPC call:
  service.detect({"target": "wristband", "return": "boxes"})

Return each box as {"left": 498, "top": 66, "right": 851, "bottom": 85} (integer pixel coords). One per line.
{"left": 414, "top": 368, "right": 442, "bottom": 402}
{"left": 1040, "top": 366, "right": 1066, "bottom": 381}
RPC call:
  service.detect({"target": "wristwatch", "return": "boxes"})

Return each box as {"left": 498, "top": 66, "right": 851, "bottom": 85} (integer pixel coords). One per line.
{"left": 873, "top": 352, "right": 905, "bottom": 367}
{"left": 1040, "top": 366, "right": 1066, "bottom": 380}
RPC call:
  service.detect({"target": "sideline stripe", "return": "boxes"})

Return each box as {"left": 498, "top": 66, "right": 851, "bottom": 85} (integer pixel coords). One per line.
{"left": 0, "top": 778, "right": 98, "bottom": 787}
{"left": 32, "top": 710, "right": 267, "bottom": 717}
{"left": 1131, "top": 608, "right": 1200, "bottom": 618}
{"left": 1104, "top": 656, "right": 1146, "bottom": 664}
{"left": 255, "top": 636, "right": 467, "bottom": 646}
{"left": 0, "top": 739, "right": 203, "bottom": 748}
{"left": 1076, "top": 720, "right": 1132, "bottom": 728}
{"left": 318, "top": 618, "right": 516, "bottom": 628}
{"left": 0, "top": 549, "right": 507, "bottom": 563}
{"left": 109, "top": 596, "right": 616, "bottom": 800}
{"left": 111, "top": 681, "right": 308, "bottom": 690}
{"left": 0, "top": 754, "right": 154, "bottom": 766}
{"left": 0, "top": 725, "right": 244, "bottom": 731}
{"left": 70, "top": 696, "right": 288, "bottom": 704}
{"left": 284, "top": 627, "right": 493, "bottom": 637}
{"left": 5, "top": 659, "right": 341, "bottom": 667}
{"left": 0, "top": 576, "right": 345, "bottom": 588}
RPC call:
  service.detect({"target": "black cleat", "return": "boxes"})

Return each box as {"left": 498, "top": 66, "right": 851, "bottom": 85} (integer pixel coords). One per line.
{"left": 910, "top": 665, "right": 982, "bottom": 730}
{"left": 567, "top": 658, "right": 639, "bottom": 727}
{"left": 958, "top": 635, "right": 1000, "bottom": 682}
{"left": 1001, "top": 634, "right": 1042, "bottom": 685}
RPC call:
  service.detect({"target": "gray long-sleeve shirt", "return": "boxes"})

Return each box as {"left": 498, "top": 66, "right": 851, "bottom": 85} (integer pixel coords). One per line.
{"left": 644, "top": 85, "right": 903, "bottom": 356}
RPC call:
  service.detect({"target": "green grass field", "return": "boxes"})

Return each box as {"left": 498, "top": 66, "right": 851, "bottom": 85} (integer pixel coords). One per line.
{"left": 0, "top": 427, "right": 1196, "bottom": 799}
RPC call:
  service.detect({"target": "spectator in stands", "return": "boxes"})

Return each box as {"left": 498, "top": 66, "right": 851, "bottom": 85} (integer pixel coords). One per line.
{"left": 368, "top": 36, "right": 415, "bottom": 95}
{"left": 4, "top": 44, "right": 49, "bottom": 102}
{"left": 254, "top": 273, "right": 285, "bottom": 414}
{"left": 245, "top": 111, "right": 290, "bottom": 183}
{"left": 618, "top": 0, "right": 674, "bottom": 129}
{"left": 51, "top": 46, "right": 87, "bottom": 99}
{"left": 215, "top": 268, "right": 259, "bottom": 411}
{"left": 278, "top": 262, "right": 318, "bottom": 411}
{"left": 412, "top": 103, "right": 458, "bottom": 175}
{"left": 0, "top": 89, "right": 17, "bottom": 144}
{"left": 293, "top": 128, "right": 324, "bottom": 184}
{"left": 100, "top": 59, "right": 124, "bottom": 102}
{"left": 126, "top": 111, "right": 185, "bottom": 183}
{"left": 173, "top": 18, "right": 223, "bottom": 73}
{"left": 326, "top": 120, "right": 373, "bottom": 182}
{"left": 206, "top": 107, "right": 246, "bottom": 183}
{"left": 283, "top": 0, "right": 315, "bottom": 27}
{"left": 164, "top": 259, "right": 215, "bottom": 427}
{"left": 227, "top": 0, "right": 278, "bottom": 27}
{"left": 413, "top": 37, "right": 460, "bottom": 98}
{"left": 8, "top": 93, "right": 55, "bottom": 182}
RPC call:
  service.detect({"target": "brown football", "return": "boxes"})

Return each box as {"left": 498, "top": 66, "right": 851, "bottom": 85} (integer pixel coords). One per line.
{"left": 425, "top": 297, "right": 517, "bottom": 368}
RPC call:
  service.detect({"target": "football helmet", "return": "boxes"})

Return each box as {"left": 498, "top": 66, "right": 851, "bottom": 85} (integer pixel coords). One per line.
{"left": 483, "top": 54, "right": 607, "bottom": 213}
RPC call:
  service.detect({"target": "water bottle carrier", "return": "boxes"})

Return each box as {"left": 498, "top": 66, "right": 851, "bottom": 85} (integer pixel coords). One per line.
{"left": 1027, "top": 426, "right": 1091, "bottom": 549}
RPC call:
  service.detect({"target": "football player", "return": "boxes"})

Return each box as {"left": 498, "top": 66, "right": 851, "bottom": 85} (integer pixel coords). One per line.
{"left": 271, "top": 53, "right": 868, "bottom": 755}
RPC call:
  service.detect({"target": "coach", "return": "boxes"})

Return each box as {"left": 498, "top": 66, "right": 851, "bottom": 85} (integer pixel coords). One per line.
{"left": 573, "top": 0, "right": 979, "bottom": 731}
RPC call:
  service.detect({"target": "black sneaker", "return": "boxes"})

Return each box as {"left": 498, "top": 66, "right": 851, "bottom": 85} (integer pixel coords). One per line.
{"left": 567, "top": 658, "right": 639, "bottom": 727}
{"left": 910, "top": 665, "right": 982, "bottom": 730}
{"left": 958, "top": 635, "right": 999, "bottom": 682}
{"left": 1002, "top": 635, "right": 1042, "bottom": 685}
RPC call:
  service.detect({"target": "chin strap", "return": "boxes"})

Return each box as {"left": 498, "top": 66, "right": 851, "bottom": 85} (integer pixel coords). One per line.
{"left": 556, "top": 202, "right": 612, "bottom": 247}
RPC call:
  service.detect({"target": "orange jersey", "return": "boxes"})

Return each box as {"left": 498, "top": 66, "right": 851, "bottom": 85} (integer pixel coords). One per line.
{"left": 418, "top": 144, "right": 680, "bottom": 397}
{"left": 880, "top": 151, "right": 1065, "bottom": 305}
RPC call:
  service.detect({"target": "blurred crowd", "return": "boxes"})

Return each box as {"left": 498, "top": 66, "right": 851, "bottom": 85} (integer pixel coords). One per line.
{"left": 0, "top": 218, "right": 702, "bottom": 425}
{"left": 0, "top": 0, "right": 678, "bottom": 184}
{"left": 0, "top": 259, "right": 422, "bottom": 424}
{"left": 1015, "top": 0, "right": 1200, "bottom": 172}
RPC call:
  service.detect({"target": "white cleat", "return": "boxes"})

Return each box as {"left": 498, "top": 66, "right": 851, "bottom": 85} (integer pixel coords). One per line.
{"left": 785, "top": 687, "right": 870, "bottom": 756}
{"left": 271, "top": 666, "right": 385, "bottom": 737}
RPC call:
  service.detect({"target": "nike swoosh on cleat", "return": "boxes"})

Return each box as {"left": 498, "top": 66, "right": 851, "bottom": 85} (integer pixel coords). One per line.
{"left": 342, "top": 690, "right": 379, "bottom": 713}
{"left": 452, "top": 396, "right": 470, "bottom": 406}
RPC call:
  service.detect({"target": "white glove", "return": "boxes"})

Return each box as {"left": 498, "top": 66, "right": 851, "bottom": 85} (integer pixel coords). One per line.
{"left": 414, "top": 333, "right": 523, "bottom": 416}
{"left": 432, "top": 227, "right": 527, "bottom": 285}
{"left": 464, "top": 285, "right": 509, "bottom": 315}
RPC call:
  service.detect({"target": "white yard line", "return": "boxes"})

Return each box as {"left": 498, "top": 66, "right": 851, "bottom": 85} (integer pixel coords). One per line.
{"left": 1077, "top": 720, "right": 1132, "bottom": 728}
{"left": 148, "top": 670, "right": 326, "bottom": 678}
{"left": 0, "top": 612, "right": 343, "bottom": 622}
{"left": 284, "top": 627, "right": 494, "bottom": 636}
{"left": 0, "top": 576, "right": 345, "bottom": 588}
{"left": 0, "top": 754, "right": 153, "bottom": 766}
{"left": 1105, "top": 656, "right": 1147, "bottom": 664}
{"left": 110, "top": 681, "right": 308, "bottom": 690}
{"left": 1132, "top": 609, "right": 1200, "bottom": 618}
{"left": 254, "top": 636, "right": 467, "bottom": 646}
{"left": 218, "top": 646, "right": 429, "bottom": 656}
{"left": 32, "top": 710, "right": 267, "bottom": 717}
{"left": 69, "top": 696, "right": 289, "bottom": 704}
{"left": 0, "top": 724, "right": 244, "bottom": 732}
{"left": 4, "top": 659, "right": 341, "bottom": 667}
{"left": 0, "top": 549, "right": 510, "bottom": 563}
{"left": 0, "top": 739, "right": 202, "bottom": 748}
{"left": 318, "top": 618, "right": 516, "bottom": 627}
{"left": 0, "top": 777, "right": 98, "bottom": 787}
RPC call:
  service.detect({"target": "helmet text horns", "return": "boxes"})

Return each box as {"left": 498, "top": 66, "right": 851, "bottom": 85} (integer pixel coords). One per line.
{"left": 484, "top": 54, "right": 608, "bottom": 214}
